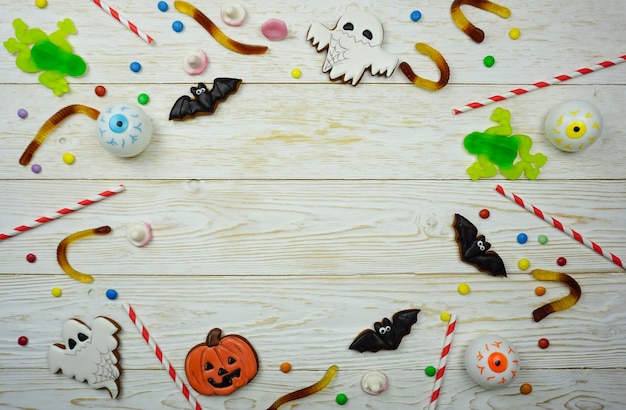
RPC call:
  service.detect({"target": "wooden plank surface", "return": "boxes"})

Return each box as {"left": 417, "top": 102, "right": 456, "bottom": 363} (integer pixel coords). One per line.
{"left": 1, "top": 0, "right": 625, "bottom": 409}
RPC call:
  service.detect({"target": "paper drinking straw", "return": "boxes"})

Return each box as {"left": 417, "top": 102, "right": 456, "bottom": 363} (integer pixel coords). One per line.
{"left": 0, "top": 184, "right": 125, "bottom": 241}
{"left": 453, "top": 54, "right": 626, "bottom": 115}
{"left": 495, "top": 184, "right": 624, "bottom": 269}
{"left": 428, "top": 314, "right": 457, "bottom": 410}
{"left": 93, "top": 0, "right": 155, "bottom": 44}
{"left": 123, "top": 303, "right": 202, "bottom": 410}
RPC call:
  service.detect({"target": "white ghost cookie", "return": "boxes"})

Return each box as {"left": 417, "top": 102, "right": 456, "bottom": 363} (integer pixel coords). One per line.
{"left": 48, "top": 317, "right": 122, "bottom": 398}
{"left": 307, "top": 9, "right": 399, "bottom": 85}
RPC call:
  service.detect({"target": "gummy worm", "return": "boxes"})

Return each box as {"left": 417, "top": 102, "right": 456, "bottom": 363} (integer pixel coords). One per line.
{"left": 174, "top": 1, "right": 268, "bottom": 55}
{"left": 450, "top": 0, "right": 511, "bottom": 43}
{"left": 399, "top": 43, "right": 450, "bottom": 90}
{"left": 19, "top": 104, "right": 100, "bottom": 165}
{"left": 266, "top": 365, "right": 339, "bottom": 410}
{"left": 531, "top": 269, "right": 581, "bottom": 322}
{"left": 57, "top": 226, "right": 112, "bottom": 283}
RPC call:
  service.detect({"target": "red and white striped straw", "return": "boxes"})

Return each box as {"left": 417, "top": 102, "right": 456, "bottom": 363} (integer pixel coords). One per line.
{"left": 496, "top": 184, "right": 624, "bottom": 269}
{"left": 123, "top": 303, "right": 202, "bottom": 410}
{"left": 428, "top": 314, "right": 457, "bottom": 410}
{"left": 0, "top": 184, "right": 125, "bottom": 241}
{"left": 93, "top": 0, "right": 155, "bottom": 44}
{"left": 453, "top": 54, "right": 626, "bottom": 115}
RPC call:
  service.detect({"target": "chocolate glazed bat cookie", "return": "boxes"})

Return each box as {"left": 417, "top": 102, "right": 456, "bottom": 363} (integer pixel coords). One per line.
{"left": 349, "top": 309, "right": 420, "bottom": 353}
{"left": 169, "top": 78, "right": 242, "bottom": 120}
{"left": 453, "top": 214, "right": 506, "bottom": 277}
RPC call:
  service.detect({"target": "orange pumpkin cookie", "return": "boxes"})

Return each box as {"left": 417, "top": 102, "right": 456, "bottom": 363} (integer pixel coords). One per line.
{"left": 185, "top": 328, "right": 258, "bottom": 395}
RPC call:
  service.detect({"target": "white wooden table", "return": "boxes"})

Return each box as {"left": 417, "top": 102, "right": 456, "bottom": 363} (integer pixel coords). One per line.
{"left": 1, "top": 1, "right": 625, "bottom": 409}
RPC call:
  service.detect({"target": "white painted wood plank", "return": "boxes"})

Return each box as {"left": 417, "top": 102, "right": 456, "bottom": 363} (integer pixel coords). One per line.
{"left": 1, "top": 1, "right": 624, "bottom": 86}
{"left": 2, "top": 274, "right": 625, "bottom": 370}
{"left": 1, "top": 369, "right": 624, "bottom": 410}
{"left": 0, "top": 180, "right": 623, "bottom": 276}
{"left": 0, "top": 84, "right": 624, "bottom": 180}
{"left": 0, "top": 369, "right": 625, "bottom": 410}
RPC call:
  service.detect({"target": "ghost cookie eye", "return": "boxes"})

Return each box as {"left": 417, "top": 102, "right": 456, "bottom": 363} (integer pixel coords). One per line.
{"left": 363, "top": 30, "right": 373, "bottom": 40}
{"left": 343, "top": 22, "right": 354, "bottom": 30}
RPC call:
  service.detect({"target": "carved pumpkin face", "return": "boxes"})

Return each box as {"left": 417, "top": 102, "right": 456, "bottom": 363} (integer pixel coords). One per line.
{"left": 185, "top": 328, "right": 258, "bottom": 396}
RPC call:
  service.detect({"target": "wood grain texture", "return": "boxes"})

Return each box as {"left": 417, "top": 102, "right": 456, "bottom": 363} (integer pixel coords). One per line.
{"left": 1, "top": 0, "right": 625, "bottom": 409}
{"left": 1, "top": 84, "right": 626, "bottom": 180}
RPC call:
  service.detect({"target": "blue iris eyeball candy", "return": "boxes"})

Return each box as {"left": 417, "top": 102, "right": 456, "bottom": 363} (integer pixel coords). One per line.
{"left": 544, "top": 100, "right": 603, "bottom": 152}
{"left": 96, "top": 104, "right": 152, "bottom": 157}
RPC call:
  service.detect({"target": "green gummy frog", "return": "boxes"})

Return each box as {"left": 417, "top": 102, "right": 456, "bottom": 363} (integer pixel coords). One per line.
{"left": 4, "top": 18, "right": 87, "bottom": 96}
{"left": 463, "top": 107, "right": 548, "bottom": 180}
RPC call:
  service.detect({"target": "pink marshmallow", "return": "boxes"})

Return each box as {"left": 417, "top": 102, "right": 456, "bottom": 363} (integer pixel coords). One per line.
{"left": 261, "top": 18, "right": 288, "bottom": 41}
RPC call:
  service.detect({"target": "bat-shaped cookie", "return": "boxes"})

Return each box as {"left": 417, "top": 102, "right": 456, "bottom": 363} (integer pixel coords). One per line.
{"left": 349, "top": 309, "right": 420, "bottom": 353}
{"left": 453, "top": 213, "right": 506, "bottom": 276}
{"left": 169, "top": 78, "right": 242, "bottom": 120}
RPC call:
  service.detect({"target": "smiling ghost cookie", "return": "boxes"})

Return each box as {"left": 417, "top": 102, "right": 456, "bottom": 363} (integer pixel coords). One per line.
{"left": 48, "top": 317, "right": 122, "bottom": 398}
{"left": 307, "top": 9, "right": 399, "bottom": 86}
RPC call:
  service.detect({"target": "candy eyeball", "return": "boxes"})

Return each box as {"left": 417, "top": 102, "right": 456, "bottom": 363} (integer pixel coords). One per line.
{"left": 464, "top": 334, "right": 520, "bottom": 389}
{"left": 544, "top": 100, "right": 602, "bottom": 152}
{"left": 96, "top": 104, "right": 152, "bottom": 157}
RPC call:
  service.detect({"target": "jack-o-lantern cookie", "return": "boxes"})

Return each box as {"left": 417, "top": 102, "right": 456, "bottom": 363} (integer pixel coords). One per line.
{"left": 185, "top": 328, "right": 259, "bottom": 395}
{"left": 48, "top": 317, "right": 122, "bottom": 398}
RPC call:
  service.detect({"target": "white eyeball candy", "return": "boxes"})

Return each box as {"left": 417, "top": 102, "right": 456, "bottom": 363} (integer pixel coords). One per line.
{"left": 96, "top": 104, "right": 152, "bottom": 157}
{"left": 544, "top": 100, "right": 602, "bottom": 152}
{"left": 465, "top": 334, "right": 520, "bottom": 389}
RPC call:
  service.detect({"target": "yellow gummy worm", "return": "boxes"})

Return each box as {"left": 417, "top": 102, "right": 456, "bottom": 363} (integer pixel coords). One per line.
{"left": 57, "top": 226, "right": 112, "bottom": 283}
{"left": 19, "top": 104, "right": 100, "bottom": 165}
{"left": 399, "top": 43, "right": 450, "bottom": 90}
{"left": 450, "top": 0, "right": 511, "bottom": 43}
{"left": 531, "top": 269, "right": 582, "bottom": 322}
{"left": 174, "top": 1, "right": 268, "bottom": 55}
{"left": 266, "top": 365, "right": 339, "bottom": 410}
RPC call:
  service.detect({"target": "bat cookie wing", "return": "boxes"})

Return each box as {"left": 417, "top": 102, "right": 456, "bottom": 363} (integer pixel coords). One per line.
{"left": 210, "top": 78, "right": 243, "bottom": 102}
{"left": 389, "top": 309, "right": 420, "bottom": 347}
{"left": 349, "top": 328, "right": 386, "bottom": 353}
{"left": 169, "top": 95, "right": 195, "bottom": 120}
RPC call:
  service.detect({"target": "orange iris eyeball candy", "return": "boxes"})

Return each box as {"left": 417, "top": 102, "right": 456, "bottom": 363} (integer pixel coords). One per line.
{"left": 465, "top": 334, "right": 520, "bottom": 389}
{"left": 185, "top": 328, "right": 259, "bottom": 396}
